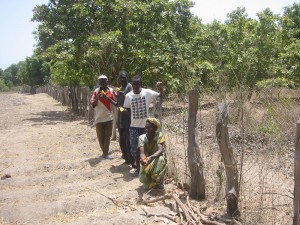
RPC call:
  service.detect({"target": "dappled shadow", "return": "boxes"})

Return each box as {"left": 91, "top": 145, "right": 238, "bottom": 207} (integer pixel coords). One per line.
{"left": 86, "top": 157, "right": 103, "bottom": 167}
{"left": 23, "top": 110, "right": 78, "bottom": 125}
{"left": 109, "top": 163, "right": 138, "bottom": 182}
{"left": 134, "top": 184, "right": 166, "bottom": 204}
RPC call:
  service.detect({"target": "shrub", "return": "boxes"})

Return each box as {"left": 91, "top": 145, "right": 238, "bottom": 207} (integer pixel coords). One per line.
{"left": 255, "top": 77, "right": 296, "bottom": 90}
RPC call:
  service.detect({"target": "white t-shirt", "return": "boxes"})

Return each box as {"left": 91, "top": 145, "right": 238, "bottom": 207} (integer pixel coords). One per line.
{"left": 123, "top": 88, "right": 159, "bottom": 128}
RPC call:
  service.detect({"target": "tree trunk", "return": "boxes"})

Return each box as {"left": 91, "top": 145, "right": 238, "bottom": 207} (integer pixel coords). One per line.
{"left": 294, "top": 119, "right": 300, "bottom": 225}
{"left": 187, "top": 90, "right": 205, "bottom": 200}
{"left": 30, "top": 86, "right": 36, "bottom": 94}
{"left": 216, "top": 102, "right": 240, "bottom": 218}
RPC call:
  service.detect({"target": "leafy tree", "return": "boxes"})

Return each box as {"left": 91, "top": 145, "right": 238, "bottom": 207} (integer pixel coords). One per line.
{"left": 4, "top": 64, "right": 20, "bottom": 86}
{"left": 281, "top": 3, "right": 300, "bottom": 40}
{"left": 199, "top": 20, "right": 228, "bottom": 91}
{"left": 32, "top": 0, "right": 197, "bottom": 90}
{"left": 17, "top": 56, "right": 50, "bottom": 93}
{"left": 223, "top": 8, "right": 257, "bottom": 89}
{"left": 273, "top": 39, "right": 300, "bottom": 85}
{"left": 254, "top": 9, "right": 281, "bottom": 85}
{"left": 277, "top": 3, "right": 300, "bottom": 85}
{"left": 0, "top": 68, "right": 8, "bottom": 91}
{"left": 32, "top": 0, "right": 299, "bottom": 92}
{"left": 0, "top": 64, "right": 21, "bottom": 90}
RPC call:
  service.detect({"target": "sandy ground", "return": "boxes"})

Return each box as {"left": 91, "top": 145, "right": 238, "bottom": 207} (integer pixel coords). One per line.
{"left": 0, "top": 92, "right": 176, "bottom": 225}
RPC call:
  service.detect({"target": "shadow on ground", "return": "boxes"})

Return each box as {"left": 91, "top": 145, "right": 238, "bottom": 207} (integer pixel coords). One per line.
{"left": 23, "top": 110, "right": 78, "bottom": 125}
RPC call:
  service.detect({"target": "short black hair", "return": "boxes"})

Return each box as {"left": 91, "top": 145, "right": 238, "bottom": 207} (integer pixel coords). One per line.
{"left": 132, "top": 75, "right": 142, "bottom": 82}
{"left": 119, "top": 70, "right": 128, "bottom": 77}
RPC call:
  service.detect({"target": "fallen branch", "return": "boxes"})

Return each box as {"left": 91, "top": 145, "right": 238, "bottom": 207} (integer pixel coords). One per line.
{"left": 142, "top": 191, "right": 185, "bottom": 204}
{"left": 215, "top": 214, "right": 241, "bottom": 225}
{"left": 185, "top": 195, "right": 200, "bottom": 223}
{"left": 172, "top": 193, "right": 195, "bottom": 224}
{"left": 142, "top": 189, "right": 229, "bottom": 225}
{"left": 142, "top": 207, "right": 178, "bottom": 223}
{"left": 85, "top": 187, "right": 136, "bottom": 210}
{"left": 143, "top": 193, "right": 173, "bottom": 204}
{"left": 192, "top": 205, "right": 225, "bottom": 225}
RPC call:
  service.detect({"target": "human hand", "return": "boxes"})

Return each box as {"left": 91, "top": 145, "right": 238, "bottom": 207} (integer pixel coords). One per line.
{"left": 156, "top": 82, "right": 163, "bottom": 92}
{"left": 156, "top": 82, "right": 163, "bottom": 88}
{"left": 98, "top": 90, "right": 107, "bottom": 99}
{"left": 140, "top": 157, "right": 147, "bottom": 166}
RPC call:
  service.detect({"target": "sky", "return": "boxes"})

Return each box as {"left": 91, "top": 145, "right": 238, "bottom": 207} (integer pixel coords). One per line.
{"left": 0, "top": 0, "right": 299, "bottom": 70}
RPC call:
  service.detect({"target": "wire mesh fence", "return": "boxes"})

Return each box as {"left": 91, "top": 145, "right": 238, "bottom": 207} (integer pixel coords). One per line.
{"left": 161, "top": 87, "right": 299, "bottom": 224}
{"left": 36, "top": 84, "right": 299, "bottom": 224}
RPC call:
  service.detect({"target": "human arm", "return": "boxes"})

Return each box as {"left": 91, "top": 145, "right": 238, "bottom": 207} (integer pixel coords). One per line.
{"left": 102, "top": 94, "right": 117, "bottom": 106}
{"left": 122, "top": 93, "right": 131, "bottom": 115}
{"left": 139, "top": 146, "right": 148, "bottom": 166}
{"left": 139, "top": 133, "right": 165, "bottom": 166}
{"left": 145, "top": 142, "right": 164, "bottom": 165}
{"left": 90, "top": 90, "right": 101, "bottom": 108}
{"left": 156, "top": 82, "right": 163, "bottom": 98}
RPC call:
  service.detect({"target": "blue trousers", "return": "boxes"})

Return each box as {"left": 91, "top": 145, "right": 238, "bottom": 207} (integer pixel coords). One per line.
{"left": 129, "top": 127, "right": 145, "bottom": 170}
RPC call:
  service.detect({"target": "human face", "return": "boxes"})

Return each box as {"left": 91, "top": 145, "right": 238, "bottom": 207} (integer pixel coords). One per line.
{"left": 145, "top": 121, "right": 157, "bottom": 137}
{"left": 98, "top": 78, "right": 108, "bottom": 88}
{"left": 132, "top": 80, "right": 142, "bottom": 94}
{"left": 119, "top": 74, "right": 128, "bottom": 87}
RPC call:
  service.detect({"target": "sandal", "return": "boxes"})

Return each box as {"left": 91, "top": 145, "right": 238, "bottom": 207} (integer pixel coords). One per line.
{"left": 129, "top": 168, "right": 139, "bottom": 174}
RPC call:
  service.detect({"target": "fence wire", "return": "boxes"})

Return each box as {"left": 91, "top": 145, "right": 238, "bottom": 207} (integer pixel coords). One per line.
{"left": 161, "top": 87, "right": 299, "bottom": 224}
{"left": 37, "top": 84, "right": 299, "bottom": 224}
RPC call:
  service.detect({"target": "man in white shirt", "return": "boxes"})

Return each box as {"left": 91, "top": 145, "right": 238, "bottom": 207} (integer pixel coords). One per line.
{"left": 90, "top": 75, "right": 117, "bottom": 159}
{"left": 123, "top": 75, "right": 163, "bottom": 174}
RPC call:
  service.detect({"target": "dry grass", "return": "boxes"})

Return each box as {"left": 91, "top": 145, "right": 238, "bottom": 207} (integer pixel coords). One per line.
{"left": 161, "top": 87, "right": 299, "bottom": 224}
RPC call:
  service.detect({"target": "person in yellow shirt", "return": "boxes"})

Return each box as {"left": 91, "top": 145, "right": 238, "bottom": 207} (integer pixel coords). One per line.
{"left": 138, "top": 118, "right": 167, "bottom": 189}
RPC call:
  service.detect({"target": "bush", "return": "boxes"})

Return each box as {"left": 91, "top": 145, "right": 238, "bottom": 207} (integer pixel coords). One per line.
{"left": 0, "top": 79, "right": 9, "bottom": 91}
{"left": 255, "top": 77, "right": 296, "bottom": 90}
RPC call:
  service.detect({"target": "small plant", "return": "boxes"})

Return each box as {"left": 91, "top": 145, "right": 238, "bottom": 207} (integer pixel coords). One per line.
{"left": 258, "top": 107, "right": 280, "bottom": 135}
{"left": 279, "top": 95, "right": 292, "bottom": 106}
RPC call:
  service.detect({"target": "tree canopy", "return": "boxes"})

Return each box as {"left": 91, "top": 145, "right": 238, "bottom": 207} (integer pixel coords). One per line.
{"left": 3, "top": 1, "right": 299, "bottom": 93}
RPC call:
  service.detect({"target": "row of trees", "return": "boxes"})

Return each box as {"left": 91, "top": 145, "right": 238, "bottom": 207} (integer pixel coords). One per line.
{"left": 0, "top": 58, "right": 50, "bottom": 92}
{"left": 0, "top": 64, "right": 19, "bottom": 91}
{"left": 2, "top": 0, "right": 299, "bottom": 94}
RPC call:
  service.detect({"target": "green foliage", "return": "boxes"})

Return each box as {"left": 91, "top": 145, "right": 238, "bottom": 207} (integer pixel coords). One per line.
{"left": 258, "top": 107, "right": 280, "bottom": 135}
{"left": 17, "top": 56, "right": 50, "bottom": 90}
{"left": 0, "top": 65, "right": 21, "bottom": 91}
{"left": 254, "top": 9, "right": 281, "bottom": 86}
{"left": 256, "top": 77, "right": 296, "bottom": 90}
{"left": 273, "top": 39, "right": 300, "bottom": 85}
{"left": 281, "top": 3, "right": 300, "bottom": 40}
{"left": 30, "top": 1, "right": 300, "bottom": 93}
{"left": 0, "top": 79, "right": 9, "bottom": 91}
{"left": 216, "top": 164, "right": 224, "bottom": 183}
{"left": 279, "top": 95, "right": 292, "bottom": 106}
{"left": 32, "top": 0, "right": 198, "bottom": 90}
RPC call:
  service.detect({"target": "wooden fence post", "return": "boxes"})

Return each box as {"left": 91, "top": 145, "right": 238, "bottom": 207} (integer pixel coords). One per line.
{"left": 294, "top": 119, "right": 300, "bottom": 225}
{"left": 187, "top": 90, "right": 206, "bottom": 200}
{"left": 216, "top": 102, "right": 240, "bottom": 218}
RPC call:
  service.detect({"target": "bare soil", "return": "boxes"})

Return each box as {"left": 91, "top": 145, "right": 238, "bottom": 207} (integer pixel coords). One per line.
{"left": 0, "top": 92, "right": 176, "bottom": 225}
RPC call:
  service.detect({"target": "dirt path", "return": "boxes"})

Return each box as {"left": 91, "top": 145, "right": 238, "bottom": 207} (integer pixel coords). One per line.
{"left": 0, "top": 92, "right": 174, "bottom": 225}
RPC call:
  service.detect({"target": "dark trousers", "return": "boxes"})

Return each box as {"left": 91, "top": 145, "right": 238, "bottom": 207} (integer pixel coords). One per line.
{"left": 95, "top": 120, "right": 113, "bottom": 156}
{"left": 119, "top": 128, "right": 133, "bottom": 164}
{"left": 129, "top": 127, "right": 146, "bottom": 171}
